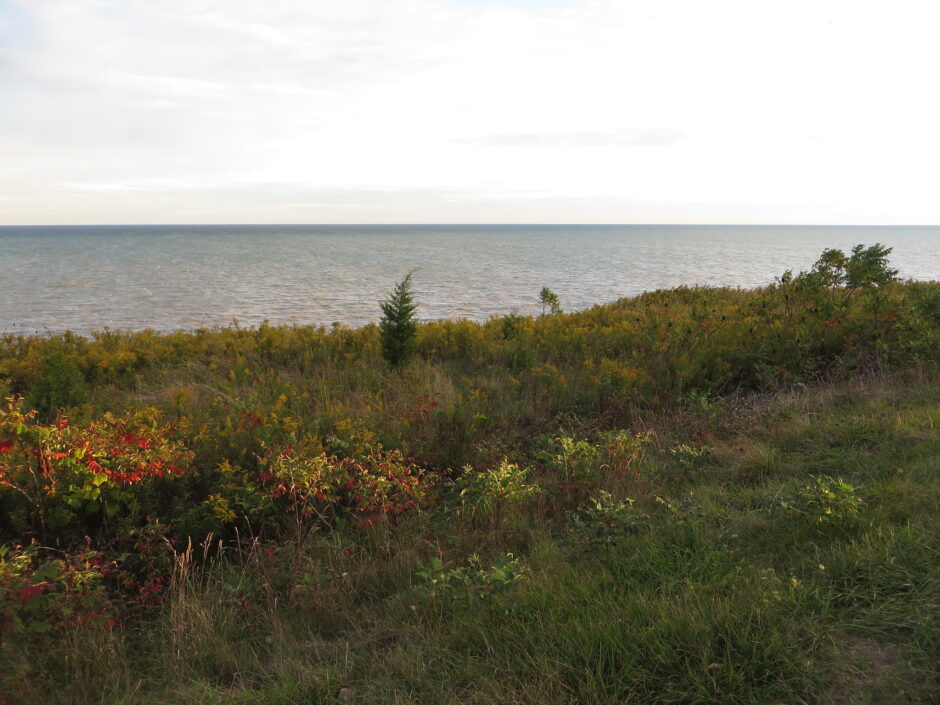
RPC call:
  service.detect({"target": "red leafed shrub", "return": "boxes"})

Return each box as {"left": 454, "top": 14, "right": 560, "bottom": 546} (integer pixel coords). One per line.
{"left": 0, "top": 542, "right": 115, "bottom": 645}
{"left": 243, "top": 445, "right": 434, "bottom": 532}
{"left": 103, "top": 522, "right": 177, "bottom": 609}
{"left": 0, "top": 396, "right": 193, "bottom": 545}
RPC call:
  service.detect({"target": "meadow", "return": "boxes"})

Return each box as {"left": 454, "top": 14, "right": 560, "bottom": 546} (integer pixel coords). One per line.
{"left": 1, "top": 244, "right": 939, "bottom": 704}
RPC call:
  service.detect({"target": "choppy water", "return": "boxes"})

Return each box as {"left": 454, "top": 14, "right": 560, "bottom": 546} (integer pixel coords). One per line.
{"left": 0, "top": 224, "right": 937, "bottom": 336}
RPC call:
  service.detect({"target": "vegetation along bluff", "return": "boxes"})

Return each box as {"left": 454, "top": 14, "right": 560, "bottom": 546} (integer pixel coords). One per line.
{"left": 1, "top": 244, "right": 939, "bottom": 704}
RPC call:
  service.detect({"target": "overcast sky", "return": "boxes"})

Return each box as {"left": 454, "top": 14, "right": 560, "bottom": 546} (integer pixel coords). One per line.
{"left": 2, "top": 0, "right": 939, "bottom": 225}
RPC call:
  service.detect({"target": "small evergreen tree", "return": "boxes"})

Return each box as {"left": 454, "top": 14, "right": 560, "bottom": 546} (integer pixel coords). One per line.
{"left": 380, "top": 272, "right": 418, "bottom": 367}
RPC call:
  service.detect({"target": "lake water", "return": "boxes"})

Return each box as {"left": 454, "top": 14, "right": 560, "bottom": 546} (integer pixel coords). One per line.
{"left": 1, "top": 224, "right": 938, "bottom": 336}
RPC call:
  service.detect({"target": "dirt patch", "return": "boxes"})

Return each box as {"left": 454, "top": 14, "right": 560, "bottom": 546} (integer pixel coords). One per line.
{"left": 826, "top": 634, "right": 927, "bottom": 705}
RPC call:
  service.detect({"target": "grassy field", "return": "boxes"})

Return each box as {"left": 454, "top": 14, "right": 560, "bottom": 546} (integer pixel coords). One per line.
{"left": 1, "top": 246, "right": 939, "bottom": 703}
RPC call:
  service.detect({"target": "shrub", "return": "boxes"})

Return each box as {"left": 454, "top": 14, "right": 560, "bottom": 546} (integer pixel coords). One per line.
{"left": 539, "top": 436, "right": 599, "bottom": 483}
{"left": 0, "top": 397, "right": 192, "bottom": 545}
{"left": 568, "top": 490, "right": 642, "bottom": 548}
{"left": 499, "top": 309, "right": 524, "bottom": 340}
{"left": 454, "top": 460, "right": 540, "bottom": 519}
{"left": 0, "top": 543, "right": 115, "bottom": 642}
{"left": 414, "top": 552, "right": 527, "bottom": 609}
{"left": 28, "top": 345, "right": 87, "bottom": 422}
{"left": 780, "top": 474, "right": 864, "bottom": 528}
{"left": 226, "top": 445, "right": 432, "bottom": 534}
{"left": 786, "top": 243, "right": 899, "bottom": 294}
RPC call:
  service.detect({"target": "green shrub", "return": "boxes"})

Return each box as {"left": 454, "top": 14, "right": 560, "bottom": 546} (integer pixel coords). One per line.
{"left": 780, "top": 474, "right": 864, "bottom": 528}
{"left": 539, "top": 436, "right": 600, "bottom": 483}
{"left": 28, "top": 346, "right": 87, "bottom": 422}
{"left": 785, "top": 243, "right": 898, "bottom": 293}
{"left": 414, "top": 552, "right": 527, "bottom": 609}
{"left": 568, "top": 490, "right": 642, "bottom": 548}
{"left": 454, "top": 460, "right": 540, "bottom": 519}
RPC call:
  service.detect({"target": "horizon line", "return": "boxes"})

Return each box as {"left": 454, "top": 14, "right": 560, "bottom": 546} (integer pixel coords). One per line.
{"left": 2, "top": 222, "right": 939, "bottom": 228}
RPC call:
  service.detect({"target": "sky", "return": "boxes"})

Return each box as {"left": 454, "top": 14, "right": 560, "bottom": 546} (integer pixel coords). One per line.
{"left": 1, "top": 0, "right": 939, "bottom": 225}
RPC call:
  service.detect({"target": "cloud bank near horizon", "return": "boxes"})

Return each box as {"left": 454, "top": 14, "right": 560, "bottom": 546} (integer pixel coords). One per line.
{"left": 2, "top": 0, "right": 939, "bottom": 224}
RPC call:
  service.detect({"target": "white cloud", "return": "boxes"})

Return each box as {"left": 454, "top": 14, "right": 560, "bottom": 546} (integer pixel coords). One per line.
{"left": 1, "top": 0, "right": 940, "bottom": 223}
{"left": 458, "top": 129, "right": 685, "bottom": 147}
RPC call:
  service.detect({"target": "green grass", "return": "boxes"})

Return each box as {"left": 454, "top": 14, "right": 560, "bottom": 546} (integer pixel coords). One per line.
{"left": 4, "top": 369, "right": 939, "bottom": 704}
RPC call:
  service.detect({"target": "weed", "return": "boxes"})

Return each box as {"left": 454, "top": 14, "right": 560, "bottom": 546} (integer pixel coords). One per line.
{"left": 780, "top": 474, "right": 865, "bottom": 528}
{"left": 568, "top": 490, "right": 642, "bottom": 548}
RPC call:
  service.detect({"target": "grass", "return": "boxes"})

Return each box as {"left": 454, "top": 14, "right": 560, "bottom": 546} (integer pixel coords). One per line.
{"left": 3, "top": 368, "right": 938, "bottom": 704}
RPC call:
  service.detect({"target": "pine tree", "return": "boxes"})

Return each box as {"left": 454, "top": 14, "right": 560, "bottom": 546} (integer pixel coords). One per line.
{"left": 379, "top": 272, "right": 418, "bottom": 367}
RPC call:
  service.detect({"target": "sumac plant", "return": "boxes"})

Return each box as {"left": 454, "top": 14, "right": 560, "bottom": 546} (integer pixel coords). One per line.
{"left": 0, "top": 543, "right": 115, "bottom": 645}
{"left": 0, "top": 396, "right": 193, "bottom": 545}
{"left": 241, "top": 445, "right": 433, "bottom": 533}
